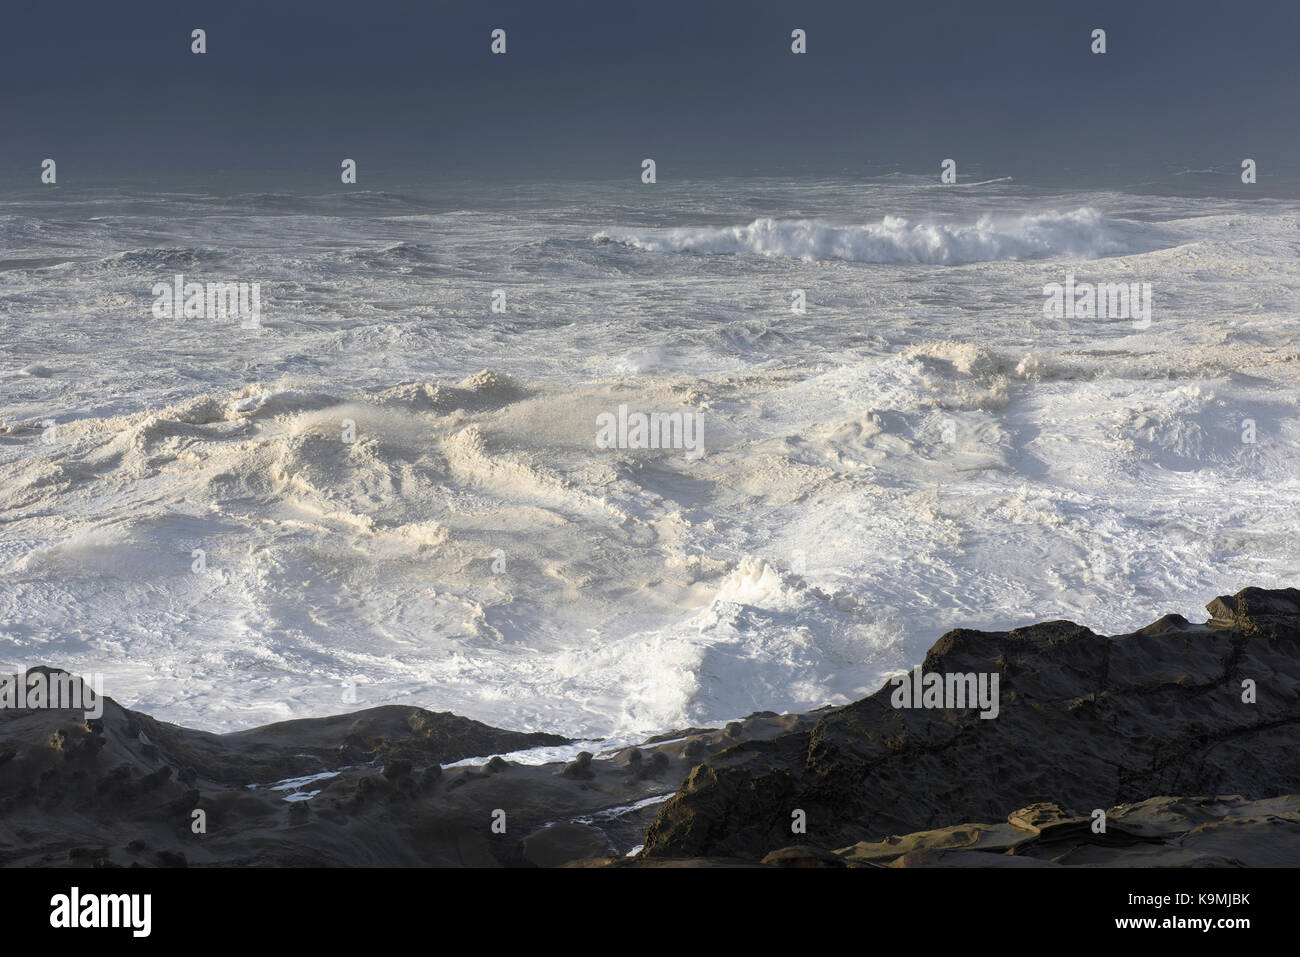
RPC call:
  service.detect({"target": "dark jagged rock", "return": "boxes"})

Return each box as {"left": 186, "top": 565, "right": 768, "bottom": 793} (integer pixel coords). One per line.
{"left": 761, "top": 845, "right": 846, "bottom": 868}
{"left": 382, "top": 759, "right": 412, "bottom": 782}
{"left": 641, "top": 586, "right": 1300, "bottom": 862}
{"left": 560, "top": 751, "right": 594, "bottom": 779}
{"left": 219, "top": 706, "right": 571, "bottom": 783}
{"left": 0, "top": 668, "right": 815, "bottom": 866}
{"left": 139, "top": 766, "right": 172, "bottom": 792}
{"left": 7, "top": 586, "right": 1296, "bottom": 867}
{"left": 831, "top": 795, "right": 1300, "bottom": 867}
{"left": 520, "top": 822, "right": 611, "bottom": 867}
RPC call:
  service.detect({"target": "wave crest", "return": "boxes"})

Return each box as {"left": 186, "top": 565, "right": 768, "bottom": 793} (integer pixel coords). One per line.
{"left": 594, "top": 207, "right": 1157, "bottom": 264}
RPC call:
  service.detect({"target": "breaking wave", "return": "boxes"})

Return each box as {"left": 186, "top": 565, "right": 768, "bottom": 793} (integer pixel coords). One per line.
{"left": 595, "top": 207, "right": 1164, "bottom": 264}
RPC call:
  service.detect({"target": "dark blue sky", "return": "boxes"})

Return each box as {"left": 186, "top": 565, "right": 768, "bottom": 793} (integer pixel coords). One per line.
{"left": 3, "top": 0, "right": 1297, "bottom": 184}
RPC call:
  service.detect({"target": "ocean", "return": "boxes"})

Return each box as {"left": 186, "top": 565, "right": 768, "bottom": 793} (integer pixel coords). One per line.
{"left": 2, "top": 174, "right": 1298, "bottom": 741}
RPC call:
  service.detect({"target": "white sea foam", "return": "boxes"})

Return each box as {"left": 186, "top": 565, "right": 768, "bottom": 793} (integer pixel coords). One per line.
{"left": 1, "top": 179, "right": 1298, "bottom": 740}
{"left": 595, "top": 207, "right": 1165, "bottom": 264}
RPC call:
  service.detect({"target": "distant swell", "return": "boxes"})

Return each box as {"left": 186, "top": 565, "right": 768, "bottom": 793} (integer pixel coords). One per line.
{"left": 595, "top": 207, "right": 1157, "bottom": 264}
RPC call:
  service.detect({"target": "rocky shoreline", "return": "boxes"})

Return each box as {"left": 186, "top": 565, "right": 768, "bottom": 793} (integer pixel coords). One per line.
{"left": 2, "top": 586, "right": 1297, "bottom": 868}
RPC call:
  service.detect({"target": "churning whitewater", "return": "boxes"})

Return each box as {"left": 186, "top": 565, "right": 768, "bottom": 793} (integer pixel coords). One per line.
{"left": 2, "top": 176, "right": 1298, "bottom": 741}
{"left": 594, "top": 206, "right": 1163, "bottom": 264}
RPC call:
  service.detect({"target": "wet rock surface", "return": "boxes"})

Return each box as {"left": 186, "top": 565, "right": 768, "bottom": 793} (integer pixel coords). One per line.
{"left": 3, "top": 587, "right": 1297, "bottom": 867}
{"left": 0, "top": 677, "right": 815, "bottom": 867}
{"left": 637, "top": 587, "right": 1300, "bottom": 863}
